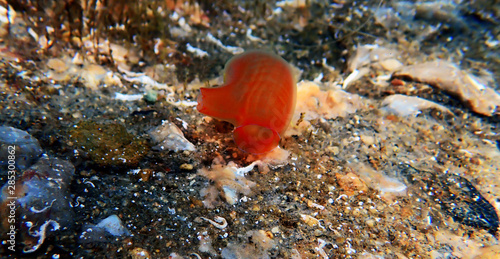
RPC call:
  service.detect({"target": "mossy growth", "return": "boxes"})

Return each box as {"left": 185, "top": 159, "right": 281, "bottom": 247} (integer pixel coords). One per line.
{"left": 68, "top": 121, "right": 148, "bottom": 167}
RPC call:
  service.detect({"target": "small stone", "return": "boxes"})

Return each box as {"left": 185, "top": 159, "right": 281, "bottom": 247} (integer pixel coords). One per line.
{"left": 366, "top": 219, "right": 376, "bottom": 227}
{"left": 360, "top": 135, "right": 376, "bottom": 145}
{"left": 379, "top": 58, "right": 403, "bottom": 71}
{"left": 79, "top": 214, "right": 130, "bottom": 243}
{"left": 0, "top": 126, "right": 43, "bottom": 170}
{"left": 336, "top": 172, "right": 368, "bottom": 196}
{"left": 47, "top": 58, "right": 69, "bottom": 73}
{"left": 180, "top": 163, "right": 194, "bottom": 170}
{"left": 149, "top": 120, "right": 196, "bottom": 152}
{"left": 139, "top": 169, "right": 153, "bottom": 181}
{"left": 144, "top": 90, "right": 158, "bottom": 103}
{"left": 301, "top": 214, "right": 319, "bottom": 227}
{"left": 95, "top": 215, "right": 130, "bottom": 236}
{"left": 327, "top": 146, "right": 340, "bottom": 156}
{"left": 313, "top": 229, "right": 324, "bottom": 236}
{"left": 130, "top": 247, "right": 151, "bottom": 259}
{"left": 381, "top": 94, "right": 453, "bottom": 117}
{"left": 369, "top": 206, "right": 378, "bottom": 214}
{"left": 390, "top": 78, "right": 405, "bottom": 86}
{"left": 350, "top": 163, "right": 407, "bottom": 201}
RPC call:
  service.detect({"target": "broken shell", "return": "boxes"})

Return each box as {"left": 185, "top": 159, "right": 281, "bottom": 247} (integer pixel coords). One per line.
{"left": 393, "top": 60, "right": 500, "bottom": 116}
{"left": 148, "top": 120, "right": 196, "bottom": 152}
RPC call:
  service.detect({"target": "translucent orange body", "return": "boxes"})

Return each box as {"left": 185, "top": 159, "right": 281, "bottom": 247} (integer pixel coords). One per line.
{"left": 197, "top": 50, "right": 297, "bottom": 153}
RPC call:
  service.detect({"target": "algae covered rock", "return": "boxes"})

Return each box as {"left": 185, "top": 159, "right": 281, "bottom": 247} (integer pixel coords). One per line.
{"left": 68, "top": 121, "right": 148, "bottom": 167}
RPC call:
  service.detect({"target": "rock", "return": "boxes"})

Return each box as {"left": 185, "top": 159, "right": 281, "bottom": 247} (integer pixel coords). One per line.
{"left": 221, "top": 230, "right": 276, "bottom": 259}
{"left": 198, "top": 161, "right": 257, "bottom": 208}
{"left": 441, "top": 176, "right": 499, "bottom": 236}
{"left": 349, "top": 162, "right": 407, "bottom": 201}
{"left": 381, "top": 94, "right": 453, "bottom": 116}
{"left": 79, "top": 214, "right": 130, "bottom": 243}
{"left": 148, "top": 120, "right": 196, "bottom": 152}
{"left": 476, "top": 245, "right": 500, "bottom": 259}
{"left": 347, "top": 45, "right": 401, "bottom": 72}
{"left": 129, "top": 247, "right": 151, "bottom": 259}
{"left": 393, "top": 60, "right": 500, "bottom": 116}
{"left": 379, "top": 58, "right": 403, "bottom": 71}
{"left": 0, "top": 156, "right": 75, "bottom": 253}
{"left": 47, "top": 58, "right": 70, "bottom": 73}
{"left": 68, "top": 121, "right": 148, "bottom": 167}
{"left": 414, "top": 1, "right": 466, "bottom": 31}
{"left": 79, "top": 63, "right": 108, "bottom": 89}
{"left": 295, "top": 82, "right": 364, "bottom": 119}
{"left": 0, "top": 126, "right": 43, "bottom": 171}
{"left": 336, "top": 172, "right": 369, "bottom": 196}
{"left": 402, "top": 165, "right": 500, "bottom": 236}
{"left": 180, "top": 163, "right": 194, "bottom": 170}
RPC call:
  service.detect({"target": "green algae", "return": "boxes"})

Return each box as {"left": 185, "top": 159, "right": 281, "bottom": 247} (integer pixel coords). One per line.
{"left": 68, "top": 121, "right": 148, "bottom": 167}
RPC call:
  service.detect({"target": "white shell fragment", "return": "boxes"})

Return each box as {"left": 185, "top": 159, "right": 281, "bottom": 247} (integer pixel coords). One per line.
{"left": 198, "top": 161, "right": 258, "bottom": 207}
{"left": 114, "top": 92, "right": 144, "bottom": 101}
{"left": 186, "top": 43, "right": 209, "bottom": 58}
{"left": 347, "top": 45, "right": 400, "bottom": 72}
{"left": 246, "top": 29, "right": 266, "bottom": 43}
{"left": 200, "top": 216, "right": 228, "bottom": 229}
{"left": 206, "top": 33, "right": 244, "bottom": 54}
{"left": 95, "top": 215, "right": 130, "bottom": 237}
{"left": 393, "top": 60, "right": 500, "bottom": 116}
{"left": 381, "top": 94, "right": 453, "bottom": 116}
{"left": 149, "top": 120, "right": 196, "bottom": 152}
{"left": 295, "top": 81, "right": 364, "bottom": 121}
{"left": 23, "top": 220, "right": 60, "bottom": 253}
{"left": 276, "top": 0, "right": 308, "bottom": 8}
{"left": 349, "top": 162, "right": 407, "bottom": 201}
{"left": 79, "top": 215, "right": 130, "bottom": 243}
{"left": 122, "top": 72, "right": 174, "bottom": 92}
{"left": 379, "top": 58, "right": 403, "bottom": 71}
{"left": 343, "top": 44, "right": 402, "bottom": 89}
{"left": 45, "top": 57, "right": 122, "bottom": 89}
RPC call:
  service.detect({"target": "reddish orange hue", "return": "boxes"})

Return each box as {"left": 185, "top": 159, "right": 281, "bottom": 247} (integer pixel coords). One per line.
{"left": 390, "top": 78, "right": 405, "bottom": 86}
{"left": 197, "top": 51, "right": 296, "bottom": 153}
{"left": 385, "top": 114, "right": 399, "bottom": 122}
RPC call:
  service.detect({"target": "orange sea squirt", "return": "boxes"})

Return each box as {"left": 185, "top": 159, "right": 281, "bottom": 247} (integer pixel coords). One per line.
{"left": 197, "top": 50, "right": 297, "bottom": 153}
